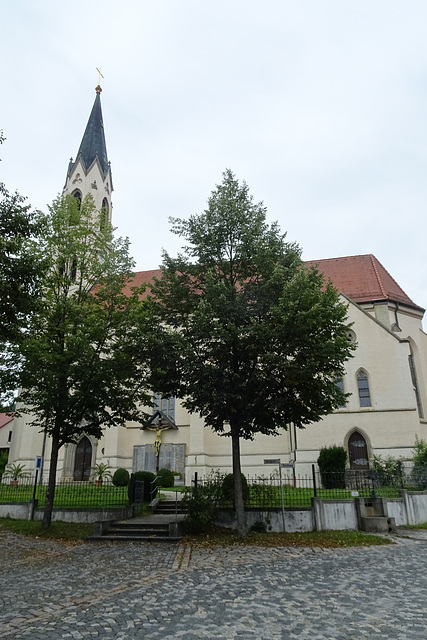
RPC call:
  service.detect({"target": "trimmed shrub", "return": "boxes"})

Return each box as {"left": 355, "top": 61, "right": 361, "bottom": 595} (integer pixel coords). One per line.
{"left": 182, "top": 486, "right": 217, "bottom": 534}
{"left": 411, "top": 436, "right": 427, "bottom": 489}
{"left": 221, "top": 473, "right": 250, "bottom": 505}
{"left": 317, "top": 445, "right": 347, "bottom": 489}
{"left": 112, "top": 468, "right": 130, "bottom": 487}
{"left": 128, "top": 470, "right": 156, "bottom": 503}
{"left": 182, "top": 470, "right": 225, "bottom": 534}
{"left": 0, "top": 451, "right": 8, "bottom": 480}
{"left": 157, "top": 468, "right": 175, "bottom": 488}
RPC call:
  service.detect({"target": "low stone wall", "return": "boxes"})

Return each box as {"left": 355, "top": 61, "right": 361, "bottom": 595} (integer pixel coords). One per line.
{"left": 313, "top": 499, "right": 358, "bottom": 531}
{"left": 410, "top": 492, "right": 427, "bottom": 524}
{"left": 0, "top": 502, "right": 32, "bottom": 520}
{"left": 216, "top": 507, "right": 313, "bottom": 533}
{"left": 1, "top": 491, "right": 426, "bottom": 531}
{"left": 385, "top": 498, "right": 407, "bottom": 526}
{"left": 0, "top": 501, "right": 133, "bottom": 523}
{"left": 216, "top": 491, "right": 427, "bottom": 533}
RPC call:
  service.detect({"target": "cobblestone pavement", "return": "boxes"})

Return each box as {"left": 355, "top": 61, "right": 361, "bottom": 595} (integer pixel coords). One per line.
{"left": 1, "top": 528, "right": 426, "bottom": 639}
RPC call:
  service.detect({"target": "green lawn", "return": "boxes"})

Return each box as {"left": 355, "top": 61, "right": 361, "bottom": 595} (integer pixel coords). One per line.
{"left": 0, "top": 482, "right": 128, "bottom": 508}
{"left": 246, "top": 483, "right": 400, "bottom": 508}
{"left": 184, "top": 527, "right": 394, "bottom": 548}
{"left": 0, "top": 480, "right": 401, "bottom": 509}
{"left": 0, "top": 517, "right": 93, "bottom": 541}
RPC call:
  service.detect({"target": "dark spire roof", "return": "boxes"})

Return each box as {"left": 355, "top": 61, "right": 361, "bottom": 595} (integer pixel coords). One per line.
{"left": 74, "top": 88, "right": 109, "bottom": 177}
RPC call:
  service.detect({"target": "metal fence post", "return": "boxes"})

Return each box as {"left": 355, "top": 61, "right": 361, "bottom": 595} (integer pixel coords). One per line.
{"left": 278, "top": 464, "right": 286, "bottom": 532}
{"left": 312, "top": 464, "right": 317, "bottom": 497}
{"left": 32, "top": 470, "right": 39, "bottom": 501}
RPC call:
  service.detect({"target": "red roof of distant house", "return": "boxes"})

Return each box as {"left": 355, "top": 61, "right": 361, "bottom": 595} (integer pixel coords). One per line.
{"left": 0, "top": 414, "right": 13, "bottom": 429}
{"left": 121, "top": 269, "right": 162, "bottom": 298}
{"left": 305, "top": 254, "right": 423, "bottom": 311}
{"left": 127, "top": 255, "right": 423, "bottom": 313}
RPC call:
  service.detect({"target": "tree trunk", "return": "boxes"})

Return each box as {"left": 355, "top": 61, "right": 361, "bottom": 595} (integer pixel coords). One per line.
{"left": 230, "top": 417, "right": 247, "bottom": 536}
{"left": 41, "top": 431, "right": 60, "bottom": 528}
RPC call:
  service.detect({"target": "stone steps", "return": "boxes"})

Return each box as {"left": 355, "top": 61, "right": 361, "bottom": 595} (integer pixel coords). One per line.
{"left": 89, "top": 508, "right": 185, "bottom": 542}
{"left": 154, "top": 499, "right": 188, "bottom": 515}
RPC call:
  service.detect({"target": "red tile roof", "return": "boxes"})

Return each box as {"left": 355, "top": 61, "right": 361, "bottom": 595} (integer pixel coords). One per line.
{"left": 0, "top": 413, "right": 13, "bottom": 429}
{"left": 127, "top": 255, "right": 423, "bottom": 312}
{"left": 121, "top": 269, "right": 162, "bottom": 298}
{"left": 305, "top": 254, "right": 423, "bottom": 311}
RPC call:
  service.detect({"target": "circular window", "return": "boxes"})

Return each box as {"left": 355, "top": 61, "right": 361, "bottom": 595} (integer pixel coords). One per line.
{"left": 346, "top": 329, "right": 356, "bottom": 344}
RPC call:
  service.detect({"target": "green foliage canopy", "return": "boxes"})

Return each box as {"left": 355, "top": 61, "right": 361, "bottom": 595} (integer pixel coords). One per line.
{"left": 0, "top": 131, "right": 47, "bottom": 406}
{"left": 16, "top": 194, "right": 155, "bottom": 526}
{"left": 150, "top": 169, "right": 355, "bottom": 534}
{"left": 151, "top": 170, "right": 354, "bottom": 438}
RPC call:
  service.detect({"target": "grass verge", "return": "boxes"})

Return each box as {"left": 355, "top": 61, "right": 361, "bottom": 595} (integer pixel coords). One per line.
{"left": 0, "top": 517, "right": 93, "bottom": 542}
{"left": 401, "top": 522, "right": 427, "bottom": 530}
{"left": 0, "top": 519, "right": 394, "bottom": 548}
{"left": 184, "top": 527, "right": 393, "bottom": 548}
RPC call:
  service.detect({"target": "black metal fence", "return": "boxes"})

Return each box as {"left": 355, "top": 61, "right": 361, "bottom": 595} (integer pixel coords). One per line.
{"left": 192, "top": 464, "right": 427, "bottom": 509}
{"left": 2, "top": 464, "right": 426, "bottom": 511}
{"left": 0, "top": 475, "right": 128, "bottom": 509}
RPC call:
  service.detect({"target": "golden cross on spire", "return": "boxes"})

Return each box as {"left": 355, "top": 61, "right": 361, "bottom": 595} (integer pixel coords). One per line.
{"left": 95, "top": 67, "right": 104, "bottom": 94}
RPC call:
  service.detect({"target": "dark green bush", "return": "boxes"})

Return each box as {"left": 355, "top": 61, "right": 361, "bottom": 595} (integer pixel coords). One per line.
{"left": 157, "top": 468, "right": 175, "bottom": 488}
{"left": 221, "top": 473, "right": 250, "bottom": 505}
{"left": 317, "top": 445, "right": 347, "bottom": 489}
{"left": 182, "top": 486, "right": 217, "bottom": 534}
{"left": 128, "top": 470, "right": 156, "bottom": 503}
{"left": 112, "top": 468, "right": 130, "bottom": 487}
{"left": 250, "top": 520, "right": 267, "bottom": 533}
{"left": 0, "top": 451, "right": 8, "bottom": 480}
{"left": 410, "top": 436, "right": 427, "bottom": 489}
{"left": 181, "top": 470, "right": 225, "bottom": 534}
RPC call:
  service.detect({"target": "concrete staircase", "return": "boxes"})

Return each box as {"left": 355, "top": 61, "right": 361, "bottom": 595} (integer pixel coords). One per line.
{"left": 89, "top": 518, "right": 183, "bottom": 542}
{"left": 154, "top": 498, "right": 188, "bottom": 516}
{"left": 89, "top": 494, "right": 187, "bottom": 543}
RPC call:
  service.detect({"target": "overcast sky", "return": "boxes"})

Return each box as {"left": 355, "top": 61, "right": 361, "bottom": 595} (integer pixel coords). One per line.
{"left": 1, "top": 1, "right": 426, "bottom": 322}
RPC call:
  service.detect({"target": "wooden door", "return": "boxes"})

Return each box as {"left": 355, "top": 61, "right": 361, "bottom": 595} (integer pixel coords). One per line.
{"left": 73, "top": 436, "right": 92, "bottom": 481}
{"left": 348, "top": 431, "right": 369, "bottom": 470}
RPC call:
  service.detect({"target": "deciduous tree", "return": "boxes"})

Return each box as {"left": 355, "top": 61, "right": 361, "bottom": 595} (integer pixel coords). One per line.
{"left": 0, "top": 131, "right": 47, "bottom": 406}
{"left": 17, "top": 194, "right": 153, "bottom": 527}
{"left": 150, "top": 169, "right": 354, "bottom": 535}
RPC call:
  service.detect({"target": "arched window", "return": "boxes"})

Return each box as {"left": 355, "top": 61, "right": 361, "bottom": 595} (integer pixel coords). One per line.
{"left": 100, "top": 198, "right": 109, "bottom": 231}
{"left": 334, "top": 377, "right": 347, "bottom": 408}
{"left": 73, "top": 436, "right": 92, "bottom": 481}
{"left": 73, "top": 189, "right": 82, "bottom": 210}
{"left": 348, "top": 431, "right": 369, "bottom": 469}
{"left": 154, "top": 392, "right": 175, "bottom": 421}
{"left": 357, "top": 370, "right": 371, "bottom": 407}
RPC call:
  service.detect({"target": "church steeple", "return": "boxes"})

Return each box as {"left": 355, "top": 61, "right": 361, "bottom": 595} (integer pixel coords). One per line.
{"left": 74, "top": 87, "right": 109, "bottom": 178}
{"left": 63, "top": 84, "right": 113, "bottom": 223}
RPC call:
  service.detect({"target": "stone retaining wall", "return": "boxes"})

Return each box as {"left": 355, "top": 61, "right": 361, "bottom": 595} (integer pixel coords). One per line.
{"left": 1, "top": 490, "right": 426, "bottom": 531}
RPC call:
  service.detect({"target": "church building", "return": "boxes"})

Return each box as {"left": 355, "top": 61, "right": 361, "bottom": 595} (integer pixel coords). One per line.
{"left": 8, "top": 87, "right": 427, "bottom": 483}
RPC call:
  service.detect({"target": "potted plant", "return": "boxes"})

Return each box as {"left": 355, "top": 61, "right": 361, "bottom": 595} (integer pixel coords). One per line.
{"left": 92, "top": 462, "right": 112, "bottom": 486}
{"left": 5, "top": 462, "right": 28, "bottom": 486}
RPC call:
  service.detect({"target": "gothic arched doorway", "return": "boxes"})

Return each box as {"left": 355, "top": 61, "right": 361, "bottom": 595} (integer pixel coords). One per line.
{"left": 348, "top": 431, "right": 369, "bottom": 470}
{"left": 73, "top": 436, "right": 92, "bottom": 481}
